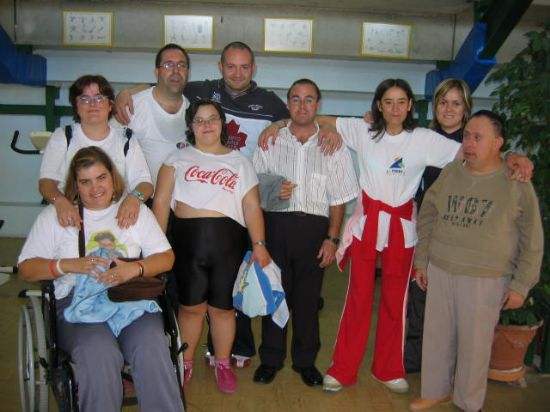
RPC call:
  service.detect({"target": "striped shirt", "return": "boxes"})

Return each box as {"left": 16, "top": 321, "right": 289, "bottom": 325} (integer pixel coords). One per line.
{"left": 253, "top": 123, "right": 359, "bottom": 217}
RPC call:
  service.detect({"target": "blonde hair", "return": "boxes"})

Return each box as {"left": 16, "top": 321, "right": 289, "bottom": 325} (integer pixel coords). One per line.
{"left": 430, "top": 78, "right": 473, "bottom": 130}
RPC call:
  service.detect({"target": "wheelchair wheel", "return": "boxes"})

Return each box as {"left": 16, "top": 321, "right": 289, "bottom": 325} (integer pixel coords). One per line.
{"left": 18, "top": 295, "right": 49, "bottom": 412}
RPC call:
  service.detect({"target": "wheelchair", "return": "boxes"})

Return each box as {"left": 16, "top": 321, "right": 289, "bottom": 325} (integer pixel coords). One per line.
{"left": 18, "top": 280, "right": 186, "bottom": 412}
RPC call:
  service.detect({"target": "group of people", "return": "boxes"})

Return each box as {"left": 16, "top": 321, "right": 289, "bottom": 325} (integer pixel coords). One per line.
{"left": 16, "top": 39, "right": 543, "bottom": 412}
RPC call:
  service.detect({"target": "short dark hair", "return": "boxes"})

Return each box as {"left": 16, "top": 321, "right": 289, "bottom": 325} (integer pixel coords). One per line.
{"left": 370, "top": 78, "right": 416, "bottom": 140}
{"left": 155, "top": 43, "right": 190, "bottom": 69}
{"left": 287, "top": 78, "right": 322, "bottom": 101}
{"left": 64, "top": 146, "right": 125, "bottom": 204}
{"left": 221, "top": 42, "right": 255, "bottom": 64}
{"left": 69, "top": 75, "right": 115, "bottom": 123}
{"left": 185, "top": 99, "right": 228, "bottom": 146}
{"left": 470, "top": 110, "right": 506, "bottom": 141}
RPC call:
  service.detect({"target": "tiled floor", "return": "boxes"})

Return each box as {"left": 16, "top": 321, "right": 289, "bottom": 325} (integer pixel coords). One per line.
{"left": 1, "top": 237, "right": 548, "bottom": 411}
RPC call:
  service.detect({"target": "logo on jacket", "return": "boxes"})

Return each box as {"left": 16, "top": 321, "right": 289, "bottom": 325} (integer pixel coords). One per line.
{"left": 387, "top": 157, "right": 405, "bottom": 175}
{"left": 226, "top": 120, "right": 248, "bottom": 150}
{"left": 211, "top": 92, "right": 221, "bottom": 103}
{"left": 184, "top": 165, "right": 239, "bottom": 192}
{"left": 248, "top": 104, "right": 263, "bottom": 111}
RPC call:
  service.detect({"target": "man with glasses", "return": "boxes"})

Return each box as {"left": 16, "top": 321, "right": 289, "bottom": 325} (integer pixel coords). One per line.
{"left": 251, "top": 79, "right": 358, "bottom": 386}
{"left": 115, "top": 41, "right": 289, "bottom": 368}
{"left": 116, "top": 43, "right": 190, "bottom": 187}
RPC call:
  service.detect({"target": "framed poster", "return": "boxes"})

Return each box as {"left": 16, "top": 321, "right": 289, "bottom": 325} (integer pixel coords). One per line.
{"left": 164, "top": 15, "right": 214, "bottom": 50}
{"left": 264, "top": 18, "right": 313, "bottom": 53}
{"left": 361, "top": 22, "right": 411, "bottom": 59}
{"left": 63, "top": 11, "right": 113, "bottom": 46}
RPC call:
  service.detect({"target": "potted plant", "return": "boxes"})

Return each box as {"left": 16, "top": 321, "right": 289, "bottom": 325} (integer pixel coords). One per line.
{"left": 485, "top": 18, "right": 550, "bottom": 382}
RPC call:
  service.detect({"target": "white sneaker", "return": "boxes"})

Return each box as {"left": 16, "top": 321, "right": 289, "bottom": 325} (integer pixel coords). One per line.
{"left": 206, "top": 351, "right": 251, "bottom": 368}
{"left": 322, "top": 374, "right": 343, "bottom": 392}
{"left": 231, "top": 354, "right": 251, "bottom": 368}
{"left": 204, "top": 351, "right": 215, "bottom": 367}
{"left": 371, "top": 375, "right": 409, "bottom": 393}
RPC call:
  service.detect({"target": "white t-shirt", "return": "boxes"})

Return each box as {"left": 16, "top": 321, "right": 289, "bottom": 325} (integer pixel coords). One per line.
{"left": 18, "top": 201, "right": 171, "bottom": 300}
{"left": 127, "top": 87, "right": 189, "bottom": 186}
{"left": 164, "top": 146, "right": 259, "bottom": 227}
{"left": 336, "top": 118, "right": 460, "bottom": 249}
{"left": 336, "top": 118, "right": 460, "bottom": 207}
{"left": 39, "top": 123, "right": 152, "bottom": 192}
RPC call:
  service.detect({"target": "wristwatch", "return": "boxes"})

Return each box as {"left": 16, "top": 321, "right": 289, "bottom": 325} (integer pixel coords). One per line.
{"left": 326, "top": 235, "right": 340, "bottom": 246}
{"left": 130, "top": 189, "right": 145, "bottom": 202}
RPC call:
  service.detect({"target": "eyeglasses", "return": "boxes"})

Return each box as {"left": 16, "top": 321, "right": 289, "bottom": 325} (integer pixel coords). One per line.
{"left": 77, "top": 95, "right": 108, "bottom": 105}
{"left": 192, "top": 116, "right": 221, "bottom": 127}
{"left": 158, "top": 61, "right": 189, "bottom": 70}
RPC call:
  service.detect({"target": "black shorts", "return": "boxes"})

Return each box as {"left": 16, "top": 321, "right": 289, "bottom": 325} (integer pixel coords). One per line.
{"left": 171, "top": 217, "right": 247, "bottom": 309}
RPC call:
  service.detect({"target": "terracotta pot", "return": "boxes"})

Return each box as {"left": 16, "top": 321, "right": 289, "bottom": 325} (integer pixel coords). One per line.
{"left": 488, "top": 322, "right": 543, "bottom": 382}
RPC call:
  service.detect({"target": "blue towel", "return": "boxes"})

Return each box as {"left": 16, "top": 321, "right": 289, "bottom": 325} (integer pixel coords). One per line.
{"left": 232, "top": 251, "right": 289, "bottom": 328}
{"left": 63, "top": 248, "right": 161, "bottom": 336}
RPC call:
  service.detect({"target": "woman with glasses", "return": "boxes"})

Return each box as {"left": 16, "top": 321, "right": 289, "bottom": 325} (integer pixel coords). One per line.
{"left": 153, "top": 99, "right": 271, "bottom": 394}
{"left": 39, "top": 74, "right": 153, "bottom": 230}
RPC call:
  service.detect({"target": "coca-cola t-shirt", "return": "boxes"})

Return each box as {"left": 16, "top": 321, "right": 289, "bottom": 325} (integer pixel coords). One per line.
{"left": 164, "top": 146, "right": 259, "bottom": 227}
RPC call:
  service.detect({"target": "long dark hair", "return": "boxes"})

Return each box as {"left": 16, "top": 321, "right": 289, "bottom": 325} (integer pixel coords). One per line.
{"left": 185, "top": 99, "right": 228, "bottom": 146}
{"left": 369, "top": 78, "right": 416, "bottom": 140}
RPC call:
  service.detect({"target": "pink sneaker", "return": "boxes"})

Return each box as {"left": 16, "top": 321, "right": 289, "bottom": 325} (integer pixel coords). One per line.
{"left": 183, "top": 360, "right": 193, "bottom": 384}
{"left": 215, "top": 359, "right": 238, "bottom": 393}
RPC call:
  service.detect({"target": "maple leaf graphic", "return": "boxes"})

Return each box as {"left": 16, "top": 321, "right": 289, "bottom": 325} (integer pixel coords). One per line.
{"left": 226, "top": 120, "right": 247, "bottom": 150}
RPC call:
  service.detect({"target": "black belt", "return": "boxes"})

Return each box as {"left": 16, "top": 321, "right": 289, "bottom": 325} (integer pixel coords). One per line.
{"left": 289, "top": 211, "right": 308, "bottom": 217}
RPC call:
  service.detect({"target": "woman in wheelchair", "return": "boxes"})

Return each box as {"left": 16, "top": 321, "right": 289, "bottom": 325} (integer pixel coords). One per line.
{"left": 18, "top": 146, "right": 184, "bottom": 412}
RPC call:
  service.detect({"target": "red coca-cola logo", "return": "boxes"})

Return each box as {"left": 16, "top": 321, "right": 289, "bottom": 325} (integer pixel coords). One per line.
{"left": 184, "top": 165, "right": 239, "bottom": 191}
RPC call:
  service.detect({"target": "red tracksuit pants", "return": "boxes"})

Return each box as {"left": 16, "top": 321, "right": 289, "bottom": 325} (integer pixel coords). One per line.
{"left": 327, "top": 233, "right": 414, "bottom": 384}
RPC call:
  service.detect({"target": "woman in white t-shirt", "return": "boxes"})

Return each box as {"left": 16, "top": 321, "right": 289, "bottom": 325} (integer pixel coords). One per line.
{"left": 153, "top": 99, "right": 271, "bottom": 394}
{"left": 39, "top": 75, "right": 153, "bottom": 231}
{"left": 308, "top": 79, "right": 463, "bottom": 395}
{"left": 18, "top": 146, "right": 183, "bottom": 412}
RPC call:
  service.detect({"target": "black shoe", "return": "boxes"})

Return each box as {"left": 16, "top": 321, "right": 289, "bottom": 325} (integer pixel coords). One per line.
{"left": 292, "top": 365, "right": 323, "bottom": 386}
{"left": 253, "top": 364, "right": 281, "bottom": 384}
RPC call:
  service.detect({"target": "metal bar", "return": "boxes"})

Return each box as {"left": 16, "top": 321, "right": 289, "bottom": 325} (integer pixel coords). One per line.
{"left": 478, "top": 0, "right": 534, "bottom": 59}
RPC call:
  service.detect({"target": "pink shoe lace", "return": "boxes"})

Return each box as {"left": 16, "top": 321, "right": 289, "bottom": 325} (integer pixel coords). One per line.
{"left": 215, "top": 359, "right": 238, "bottom": 393}
{"left": 183, "top": 360, "right": 193, "bottom": 384}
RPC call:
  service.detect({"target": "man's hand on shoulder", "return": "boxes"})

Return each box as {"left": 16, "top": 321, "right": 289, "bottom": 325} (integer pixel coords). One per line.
{"left": 318, "top": 124, "right": 343, "bottom": 156}
{"left": 258, "top": 120, "right": 287, "bottom": 150}
{"left": 505, "top": 152, "right": 533, "bottom": 183}
{"left": 364, "top": 111, "right": 374, "bottom": 124}
{"left": 114, "top": 89, "right": 135, "bottom": 125}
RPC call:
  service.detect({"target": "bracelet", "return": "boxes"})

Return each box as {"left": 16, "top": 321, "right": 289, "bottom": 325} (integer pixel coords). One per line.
{"left": 136, "top": 261, "right": 144, "bottom": 277}
{"left": 326, "top": 235, "right": 340, "bottom": 245}
{"left": 253, "top": 240, "right": 267, "bottom": 246}
{"left": 49, "top": 259, "right": 60, "bottom": 278}
{"left": 130, "top": 189, "right": 145, "bottom": 202}
{"left": 55, "top": 259, "right": 66, "bottom": 275}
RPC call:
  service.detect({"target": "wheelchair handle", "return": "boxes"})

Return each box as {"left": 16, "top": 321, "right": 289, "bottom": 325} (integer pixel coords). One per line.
{"left": 11, "top": 130, "right": 41, "bottom": 155}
